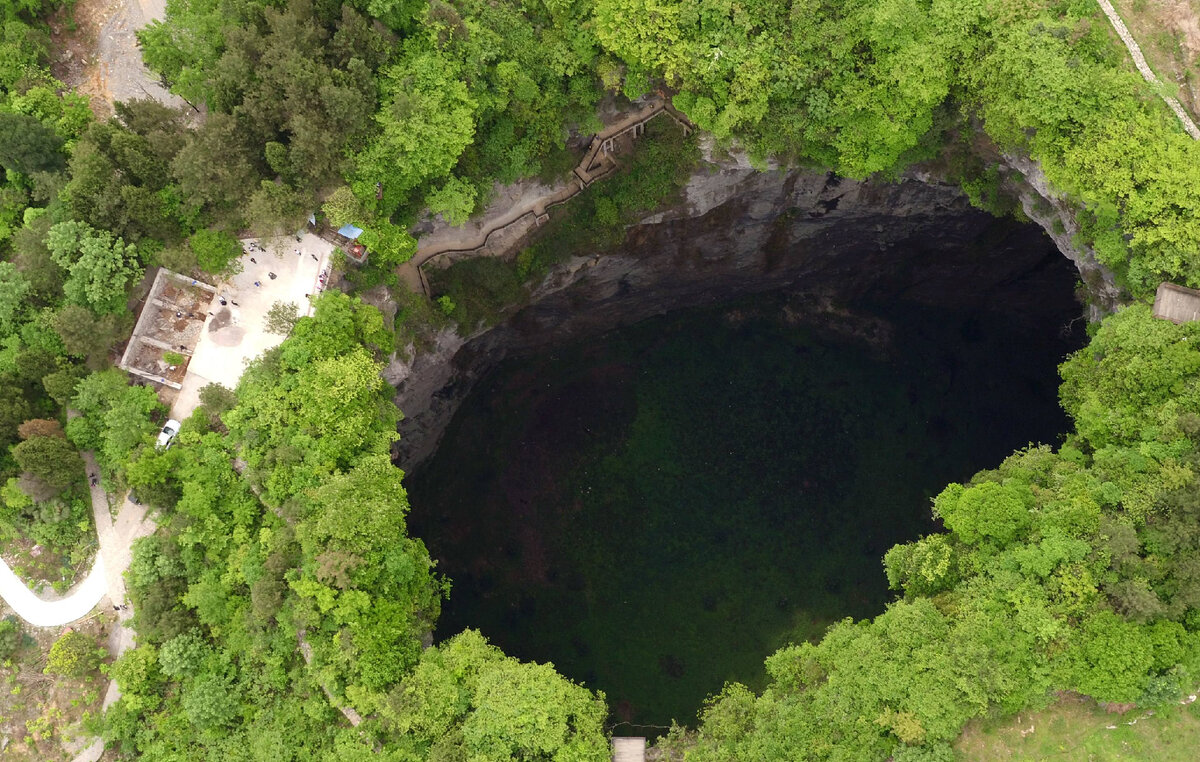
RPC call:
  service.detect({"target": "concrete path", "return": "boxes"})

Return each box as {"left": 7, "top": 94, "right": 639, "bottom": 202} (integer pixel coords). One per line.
{"left": 0, "top": 453, "right": 153, "bottom": 754}
{"left": 0, "top": 448, "right": 135, "bottom": 629}
{"left": 0, "top": 553, "right": 106, "bottom": 628}
{"left": 1096, "top": 0, "right": 1200, "bottom": 139}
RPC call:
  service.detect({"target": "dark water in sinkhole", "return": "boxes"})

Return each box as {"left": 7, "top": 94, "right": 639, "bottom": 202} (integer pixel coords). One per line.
{"left": 406, "top": 292, "right": 1084, "bottom": 732}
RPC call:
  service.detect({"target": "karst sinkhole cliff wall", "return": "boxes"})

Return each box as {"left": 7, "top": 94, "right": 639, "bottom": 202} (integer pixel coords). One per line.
{"left": 386, "top": 151, "right": 1112, "bottom": 470}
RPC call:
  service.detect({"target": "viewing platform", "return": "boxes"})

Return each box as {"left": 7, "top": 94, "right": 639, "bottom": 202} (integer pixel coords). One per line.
{"left": 1153, "top": 282, "right": 1200, "bottom": 324}
{"left": 612, "top": 737, "right": 646, "bottom": 762}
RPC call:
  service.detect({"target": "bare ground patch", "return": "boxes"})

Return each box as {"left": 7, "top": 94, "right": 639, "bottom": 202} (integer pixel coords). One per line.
{"left": 1114, "top": 0, "right": 1200, "bottom": 122}
{"left": 48, "top": 0, "right": 185, "bottom": 119}
{"left": 0, "top": 606, "right": 113, "bottom": 761}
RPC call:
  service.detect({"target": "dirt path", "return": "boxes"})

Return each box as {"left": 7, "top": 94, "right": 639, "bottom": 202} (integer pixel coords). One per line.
{"left": 398, "top": 97, "right": 693, "bottom": 295}
{"left": 1096, "top": 0, "right": 1200, "bottom": 139}
{"left": 52, "top": 0, "right": 186, "bottom": 118}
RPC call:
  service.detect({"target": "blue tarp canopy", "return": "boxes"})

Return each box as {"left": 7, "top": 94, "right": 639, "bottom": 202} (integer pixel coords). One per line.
{"left": 338, "top": 224, "right": 364, "bottom": 240}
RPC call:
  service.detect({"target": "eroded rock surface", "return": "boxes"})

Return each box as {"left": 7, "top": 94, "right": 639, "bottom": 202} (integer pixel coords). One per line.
{"left": 392, "top": 152, "right": 1101, "bottom": 469}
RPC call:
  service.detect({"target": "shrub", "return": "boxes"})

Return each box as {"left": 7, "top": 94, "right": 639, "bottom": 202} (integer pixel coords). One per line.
{"left": 0, "top": 618, "right": 21, "bottom": 660}
{"left": 45, "top": 631, "right": 104, "bottom": 677}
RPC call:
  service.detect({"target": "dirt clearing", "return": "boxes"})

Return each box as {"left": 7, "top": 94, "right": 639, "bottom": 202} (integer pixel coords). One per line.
{"left": 49, "top": 0, "right": 187, "bottom": 119}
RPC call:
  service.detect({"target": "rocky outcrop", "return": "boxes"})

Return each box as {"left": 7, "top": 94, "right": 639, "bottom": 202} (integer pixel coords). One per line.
{"left": 391, "top": 146, "right": 1104, "bottom": 470}
{"left": 1002, "top": 153, "right": 1125, "bottom": 320}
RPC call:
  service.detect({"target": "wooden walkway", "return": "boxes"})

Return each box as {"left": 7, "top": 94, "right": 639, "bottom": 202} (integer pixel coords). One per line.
{"left": 1153, "top": 282, "right": 1200, "bottom": 323}
{"left": 397, "top": 97, "right": 694, "bottom": 296}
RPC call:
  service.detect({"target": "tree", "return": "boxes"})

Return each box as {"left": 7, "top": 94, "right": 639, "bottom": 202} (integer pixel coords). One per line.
{"left": 59, "top": 116, "right": 186, "bottom": 243}
{"left": 158, "top": 630, "right": 209, "bottom": 678}
{"left": 301, "top": 455, "right": 410, "bottom": 559}
{"left": 68, "top": 369, "right": 163, "bottom": 472}
{"left": 41, "top": 366, "right": 86, "bottom": 407}
{"left": 322, "top": 186, "right": 367, "bottom": 227}
{"left": 198, "top": 383, "right": 236, "bottom": 417}
{"left": 0, "top": 112, "right": 66, "bottom": 175}
{"left": 592, "top": 0, "right": 690, "bottom": 85}
{"left": 182, "top": 673, "right": 239, "bottom": 729}
{"left": 46, "top": 220, "right": 143, "bottom": 314}
{"left": 188, "top": 229, "right": 242, "bottom": 275}
{"left": 884, "top": 534, "right": 958, "bottom": 597}
{"left": 353, "top": 51, "right": 477, "bottom": 214}
{"left": 109, "top": 644, "right": 164, "bottom": 713}
{"left": 264, "top": 300, "right": 299, "bottom": 335}
{"left": 933, "top": 482, "right": 1031, "bottom": 548}
{"left": 1067, "top": 612, "right": 1156, "bottom": 703}
{"left": 9, "top": 80, "right": 93, "bottom": 140}
{"left": 52, "top": 304, "right": 130, "bottom": 365}
{"left": 17, "top": 418, "right": 63, "bottom": 439}
{"left": 171, "top": 113, "right": 258, "bottom": 225}
{"left": 0, "top": 17, "right": 49, "bottom": 92}
{"left": 10, "top": 213, "right": 63, "bottom": 303}
{"left": 1059, "top": 305, "right": 1200, "bottom": 451}
{"left": 244, "top": 180, "right": 311, "bottom": 237}
{"left": 0, "top": 262, "right": 31, "bottom": 332}
{"left": 463, "top": 658, "right": 609, "bottom": 762}
{"left": 45, "top": 631, "right": 104, "bottom": 677}
{"left": 0, "top": 618, "right": 20, "bottom": 660}
{"left": 124, "top": 446, "right": 181, "bottom": 509}
{"left": 426, "top": 175, "right": 477, "bottom": 225}
{"left": 384, "top": 630, "right": 608, "bottom": 761}
{"left": 12, "top": 435, "right": 84, "bottom": 493}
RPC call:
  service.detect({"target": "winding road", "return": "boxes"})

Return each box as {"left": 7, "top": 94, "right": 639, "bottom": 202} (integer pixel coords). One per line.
{"left": 0, "top": 449, "right": 167, "bottom": 762}
{"left": 0, "top": 453, "right": 151, "bottom": 629}
{"left": 0, "top": 552, "right": 106, "bottom": 627}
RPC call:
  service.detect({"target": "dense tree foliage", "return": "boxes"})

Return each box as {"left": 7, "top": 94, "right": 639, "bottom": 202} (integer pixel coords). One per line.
{"left": 137, "top": 0, "right": 605, "bottom": 272}
{"left": 678, "top": 306, "right": 1200, "bottom": 759}
{"left": 45, "top": 630, "right": 106, "bottom": 677}
{"left": 4, "top": 0, "right": 1200, "bottom": 757}
{"left": 101, "top": 295, "right": 610, "bottom": 759}
{"left": 591, "top": 0, "right": 1200, "bottom": 295}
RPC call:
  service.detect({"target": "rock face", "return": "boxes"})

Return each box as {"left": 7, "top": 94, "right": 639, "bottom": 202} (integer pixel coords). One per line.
{"left": 390, "top": 148, "right": 1100, "bottom": 470}
{"left": 1002, "top": 153, "right": 1125, "bottom": 320}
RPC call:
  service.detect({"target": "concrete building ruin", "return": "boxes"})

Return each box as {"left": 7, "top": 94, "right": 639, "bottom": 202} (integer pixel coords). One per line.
{"left": 117, "top": 268, "right": 218, "bottom": 389}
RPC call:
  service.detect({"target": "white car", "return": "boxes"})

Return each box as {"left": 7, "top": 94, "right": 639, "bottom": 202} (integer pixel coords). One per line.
{"left": 156, "top": 419, "right": 181, "bottom": 449}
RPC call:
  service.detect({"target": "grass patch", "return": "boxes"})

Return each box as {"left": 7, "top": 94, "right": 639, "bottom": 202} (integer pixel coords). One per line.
{"left": 956, "top": 693, "right": 1200, "bottom": 761}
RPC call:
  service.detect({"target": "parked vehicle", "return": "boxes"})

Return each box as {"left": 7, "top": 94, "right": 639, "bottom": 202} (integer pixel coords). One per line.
{"left": 156, "top": 419, "right": 181, "bottom": 449}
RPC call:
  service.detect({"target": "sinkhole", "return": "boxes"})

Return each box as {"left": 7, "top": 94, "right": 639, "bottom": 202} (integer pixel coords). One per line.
{"left": 405, "top": 216, "right": 1087, "bottom": 732}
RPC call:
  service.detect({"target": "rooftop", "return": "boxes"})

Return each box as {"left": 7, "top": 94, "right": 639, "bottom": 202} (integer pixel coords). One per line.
{"left": 1153, "top": 282, "right": 1200, "bottom": 324}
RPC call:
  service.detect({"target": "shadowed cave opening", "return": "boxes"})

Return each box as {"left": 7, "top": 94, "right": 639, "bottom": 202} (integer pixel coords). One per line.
{"left": 405, "top": 217, "right": 1087, "bottom": 732}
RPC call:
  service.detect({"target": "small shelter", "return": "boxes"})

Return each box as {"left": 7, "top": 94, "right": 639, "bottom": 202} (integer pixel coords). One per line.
{"left": 1153, "top": 282, "right": 1200, "bottom": 324}
{"left": 313, "top": 222, "right": 369, "bottom": 264}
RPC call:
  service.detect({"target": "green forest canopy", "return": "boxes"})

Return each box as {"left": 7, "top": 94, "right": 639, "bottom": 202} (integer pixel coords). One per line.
{"left": 1, "top": 0, "right": 1200, "bottom": 759}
